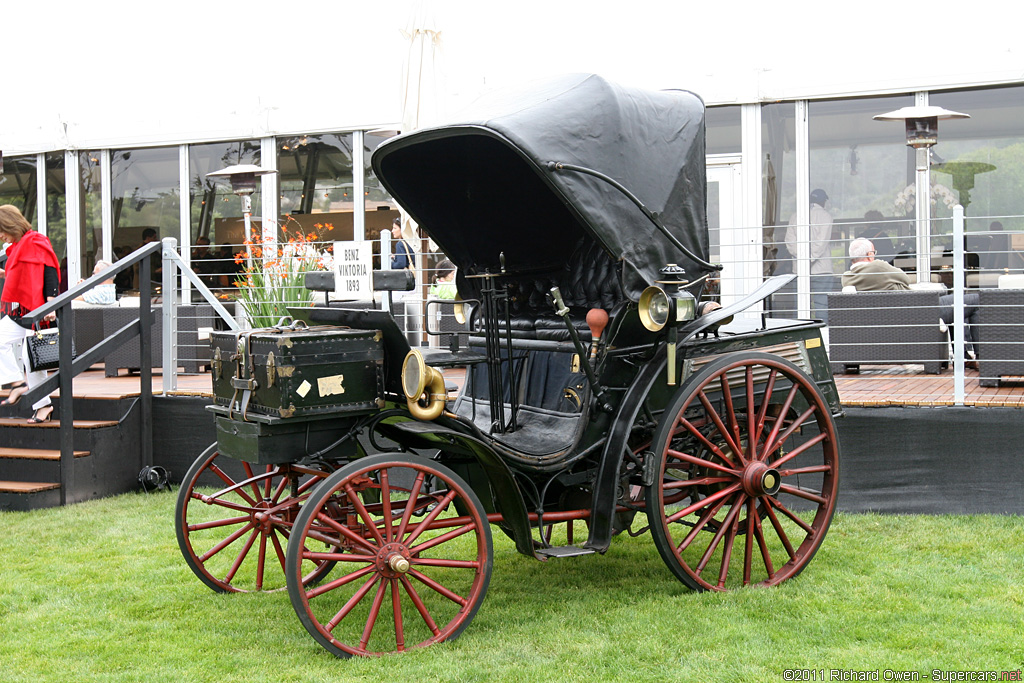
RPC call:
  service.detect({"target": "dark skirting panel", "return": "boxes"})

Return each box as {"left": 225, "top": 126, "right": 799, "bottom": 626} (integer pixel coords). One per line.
{"left": 837, "top": 406, "right": 1024, "bottom": 514}
{"left": 153, "top": 395, "right": 217, "bottom": 484}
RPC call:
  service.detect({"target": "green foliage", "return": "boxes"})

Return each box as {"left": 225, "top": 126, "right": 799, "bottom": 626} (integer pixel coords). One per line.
{"left": 233, "top": 220, "right": 332, "bottom": 328}
{"left": 0, "top": 495, "right": 1020, "bottom": 683}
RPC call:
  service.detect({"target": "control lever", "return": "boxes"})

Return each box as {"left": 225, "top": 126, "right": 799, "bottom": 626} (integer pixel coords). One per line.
{"left": 549, "top": 287, "right": 612, "bottom": 411}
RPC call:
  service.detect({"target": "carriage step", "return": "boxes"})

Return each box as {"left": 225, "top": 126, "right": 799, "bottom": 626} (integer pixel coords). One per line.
{"left": 535, "top": 545, "right": 596, "bottom": 558}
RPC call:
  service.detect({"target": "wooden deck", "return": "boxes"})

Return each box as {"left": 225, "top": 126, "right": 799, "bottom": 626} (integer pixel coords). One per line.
{"left": 835, "top": 364, "right": 1024, "bottom": 407}
{"left": 4, "top": 364, "right": 1023, "bottom": 409}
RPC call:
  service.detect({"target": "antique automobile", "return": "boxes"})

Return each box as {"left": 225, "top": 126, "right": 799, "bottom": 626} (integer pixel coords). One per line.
{"left": 175, "top": 74, "right": 842, "bottom": 658}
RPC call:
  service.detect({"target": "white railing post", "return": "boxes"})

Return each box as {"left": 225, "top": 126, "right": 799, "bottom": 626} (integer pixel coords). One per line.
{"left": 952, "top": 206, "right": 965, "bottom": 405}
{"left": 162, "top": 238, "right": 178, "bottom": 393}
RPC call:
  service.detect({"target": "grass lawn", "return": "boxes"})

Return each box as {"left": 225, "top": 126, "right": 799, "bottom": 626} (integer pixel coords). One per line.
{"left": 0, "top": 491, "right": 1021, "bottom": 682}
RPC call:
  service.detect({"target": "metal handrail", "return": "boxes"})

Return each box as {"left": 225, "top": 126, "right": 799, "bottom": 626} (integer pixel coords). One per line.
{"left": 17, "top": 241, "right": 160, "bottom": 505}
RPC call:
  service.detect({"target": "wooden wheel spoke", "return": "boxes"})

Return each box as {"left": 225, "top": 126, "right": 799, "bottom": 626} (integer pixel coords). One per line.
{"left": 752, "top": 369, "right": 779, "bottom": 450}
{"left": 762, "top": 500, "right": 799, "bottom": 557}
{"left": 752, "top": 510, "right": 776, "bottom": 580}
{"left": 663, "top": 476, "right": 732, "bottom": 491}
{"left": 256, "top": 528, "right": 268, "bottom": 590}
{"left": 697, "top": 391, "right": 744, "bottom": 461}
{"left": 667, "top": 482, "right": 743, "bottom": 524}
{"left": 198, "top": 521, "right": 254, "bottom": 563}
{"left": 396, "top": 472, "right": 426, "bottom": 541}
{"left": 402, "top": 490, "right": 458, "bottom": 546}
{"left": 345, "top": 483, "right": 386, "bottom": 546}
{"left": 768, "top": 431, "right": 829, "bottom": 470}
{"left": 307, "top": 564, "right": 377, "bottom": 601}
{"left": 315, "top": 511, "right": 379, "bottom": 554}
{"left": 241, "top": 462, "right": 264, "bottom": 503}
{"left": 674, "top": 419, "right": 737, "bottom": 468}
{"left": 412, "top": 557, "right": 480, "bottom": 570}
{"left": 380, "top": 469, "right": 394, "bottom": 543}
{"left": 223, "top": 527, "right": 260, "bottom": 583}
{"left": 778, "top": 464, "right": 832, "bottom": 476}
{"left": 666, "top": 448, "right": 738, "bottom": 476}
{"left": 358, "top": 578, "right": 389, "bottom": 652}
{"left": 695, "top": 493, "right": 745, "bottom": 575}
{"left": 760, "top": 384, "right": 800, "bottom": 461}
{"left": 391, "top": 579, "right": 406, "bottom": 652}
{"left": 269, "top": 529, "right": 289, "bottom": 578}
{"left": 409, "top": 569, "right": 469, "bottom": 606}
{"left": 742, "top": 499, "right": 755, "bottom": 585}
{"left": 719, "top": 374, "right": 743, "bottom": 460}
{"left": 777, "top": 483, "right": 827, "bottom": 507}
{"left": 744, "top": 367, "right": 757, "bottom": 463}
{"left": 675, "top": 491, "right": 733, "bottom": 552}
{"left": 187, "top": 514, "right": 249, "bottom": 532}
{"left": 270, "top": 473, "right": 290, "bottom": 505}
{"left": 326, "top": 574, "right": 380, "bottom": 631}
{"left": 764, "top": 405, "right": 819, "bottom": 461}
{"left": 717, "top": 497, "right": 745, "bottom": 588}
{"left": 399, "top": 575, "right": 442, "bottom": 637}
{"left": 409, "top": 521, "right": 477, "bottom": 555}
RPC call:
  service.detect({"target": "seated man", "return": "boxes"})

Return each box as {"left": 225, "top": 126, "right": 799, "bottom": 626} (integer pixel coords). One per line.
{"left": 842, "top": 238, "right": 979, "bottom": 366}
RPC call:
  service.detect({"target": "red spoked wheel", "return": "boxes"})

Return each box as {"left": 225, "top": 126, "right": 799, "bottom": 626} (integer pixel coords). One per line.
{"left": 175, "top": 445, "right": 337, "bottom": 593}
{"left": 645, "top": 351, "right": 839, "bottom": 591}
{"left": 286, "top": 453, "right": 493, "bottom": 657}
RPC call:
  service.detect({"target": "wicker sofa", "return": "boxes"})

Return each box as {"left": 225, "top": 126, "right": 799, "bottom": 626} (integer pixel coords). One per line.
{"left": 974, "top": 288, "right": 1024, "bottom": 387}
{"left": 827, "top": 290, "right": 950, "bottom": 374}
{"left": 103, "top": 302, "right": 217, "bottom": 376}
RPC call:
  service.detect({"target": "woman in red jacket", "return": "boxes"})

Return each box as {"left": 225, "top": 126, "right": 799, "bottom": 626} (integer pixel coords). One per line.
{"left": 0, "top": 205, "right": 60, "bottom": 423}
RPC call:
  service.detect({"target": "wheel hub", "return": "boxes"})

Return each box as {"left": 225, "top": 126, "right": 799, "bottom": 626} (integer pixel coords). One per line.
{"left": 741, "top": 461, "right": 781, "bottom": 497}
{"left": 376, "top": 542, "right": 412, "bottom": 577}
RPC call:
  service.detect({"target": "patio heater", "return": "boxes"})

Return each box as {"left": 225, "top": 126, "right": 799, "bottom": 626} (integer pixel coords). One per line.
{"left": 206, "top": 164, "right": 278, "bottom": 262}
{"left": 873, "top": 105, "right": 969, "bottom": 282}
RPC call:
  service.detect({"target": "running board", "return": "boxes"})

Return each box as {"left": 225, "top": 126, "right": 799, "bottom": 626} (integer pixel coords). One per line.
{"left": 535, "top": 545, "right": 596, "bottom": 559}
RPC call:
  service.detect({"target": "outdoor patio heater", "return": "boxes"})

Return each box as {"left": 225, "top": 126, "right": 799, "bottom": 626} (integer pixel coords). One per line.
{"left": 873, "top": 104, "right": 969, "bottom": 282}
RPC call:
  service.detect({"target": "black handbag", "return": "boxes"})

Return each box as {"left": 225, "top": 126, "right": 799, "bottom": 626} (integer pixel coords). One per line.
{"left": 27, "top": 327, "right": 74, "bottom": 372}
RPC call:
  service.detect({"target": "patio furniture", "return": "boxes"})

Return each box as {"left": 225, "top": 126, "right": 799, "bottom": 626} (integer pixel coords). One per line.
{"left": 827, "top": 290, "right": 950, "bottom": 374}
{"left": 70, "top": 302, "right": 109, "bottom": 362}
{"left": 974, "top": 288, "right": 1024, "bottom": 387}
{"left": 103, "top": 303, "right": 217, "bottom": 376}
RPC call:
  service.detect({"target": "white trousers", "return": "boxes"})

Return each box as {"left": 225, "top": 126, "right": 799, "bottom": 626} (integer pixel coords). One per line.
{"left": 0, "top": 315, "right": 52, "bottom": 411}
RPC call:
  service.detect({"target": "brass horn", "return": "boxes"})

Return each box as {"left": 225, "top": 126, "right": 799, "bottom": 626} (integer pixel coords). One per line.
{"left": 401, "top": 349, "right": 448, "bottom": 421}
{"left": 453, "top": 295, "right": 467, "bottom": 325}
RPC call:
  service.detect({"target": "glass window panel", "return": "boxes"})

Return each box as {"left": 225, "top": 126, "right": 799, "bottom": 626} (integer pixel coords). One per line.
{"left": 364, "top": 131, "right": 399, "bottom": 243}
{"left": 44, "top": 152, "right": 67, "bottom": 265}
{"left": 110, "top": 147, "right": 180, "bottom": 290}
{"left": 762, "top": 102, "right": 797, "bottom": 316}
{"left": 78, "top": 151, "right": 103, "bottom": 279}
{"left": 706, "top": 106, "right": 741, "bottom": 155}
{"left": 808, "top": 95, "right": 916, "bottom": 271}
{"left": 277, "top": 133, "right": 355, "bottom": 243}
{"left": 187, "top": 140, "right": 262, "bottom": 292}
{"left": 0, "top": 156, "right": 38, "bottom": 224}
{"left": 931, "top": 85, "right": 1024, "bottom": 272}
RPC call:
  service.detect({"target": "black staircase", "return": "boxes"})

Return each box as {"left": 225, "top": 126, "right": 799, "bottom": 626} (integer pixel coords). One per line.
{"left": 0, "top": 242, "right": 161, "bottom": 511}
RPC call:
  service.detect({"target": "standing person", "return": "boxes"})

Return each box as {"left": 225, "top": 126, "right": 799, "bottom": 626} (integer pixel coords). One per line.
{"left": 390, "top": 217, "right": 414, "bottom": 272}
{"left": 786, "top": 188, "right": 835, "bottom": 323}
{"left": 0, "top": 205, "right": 60, "bottom": 422}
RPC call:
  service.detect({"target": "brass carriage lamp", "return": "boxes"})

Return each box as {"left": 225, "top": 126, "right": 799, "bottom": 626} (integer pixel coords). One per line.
{"left": 638, "top": 264, "right": 697, "bottom": 386}
{"left": 873, "top": 105, "right": 969, "bottom": 282}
